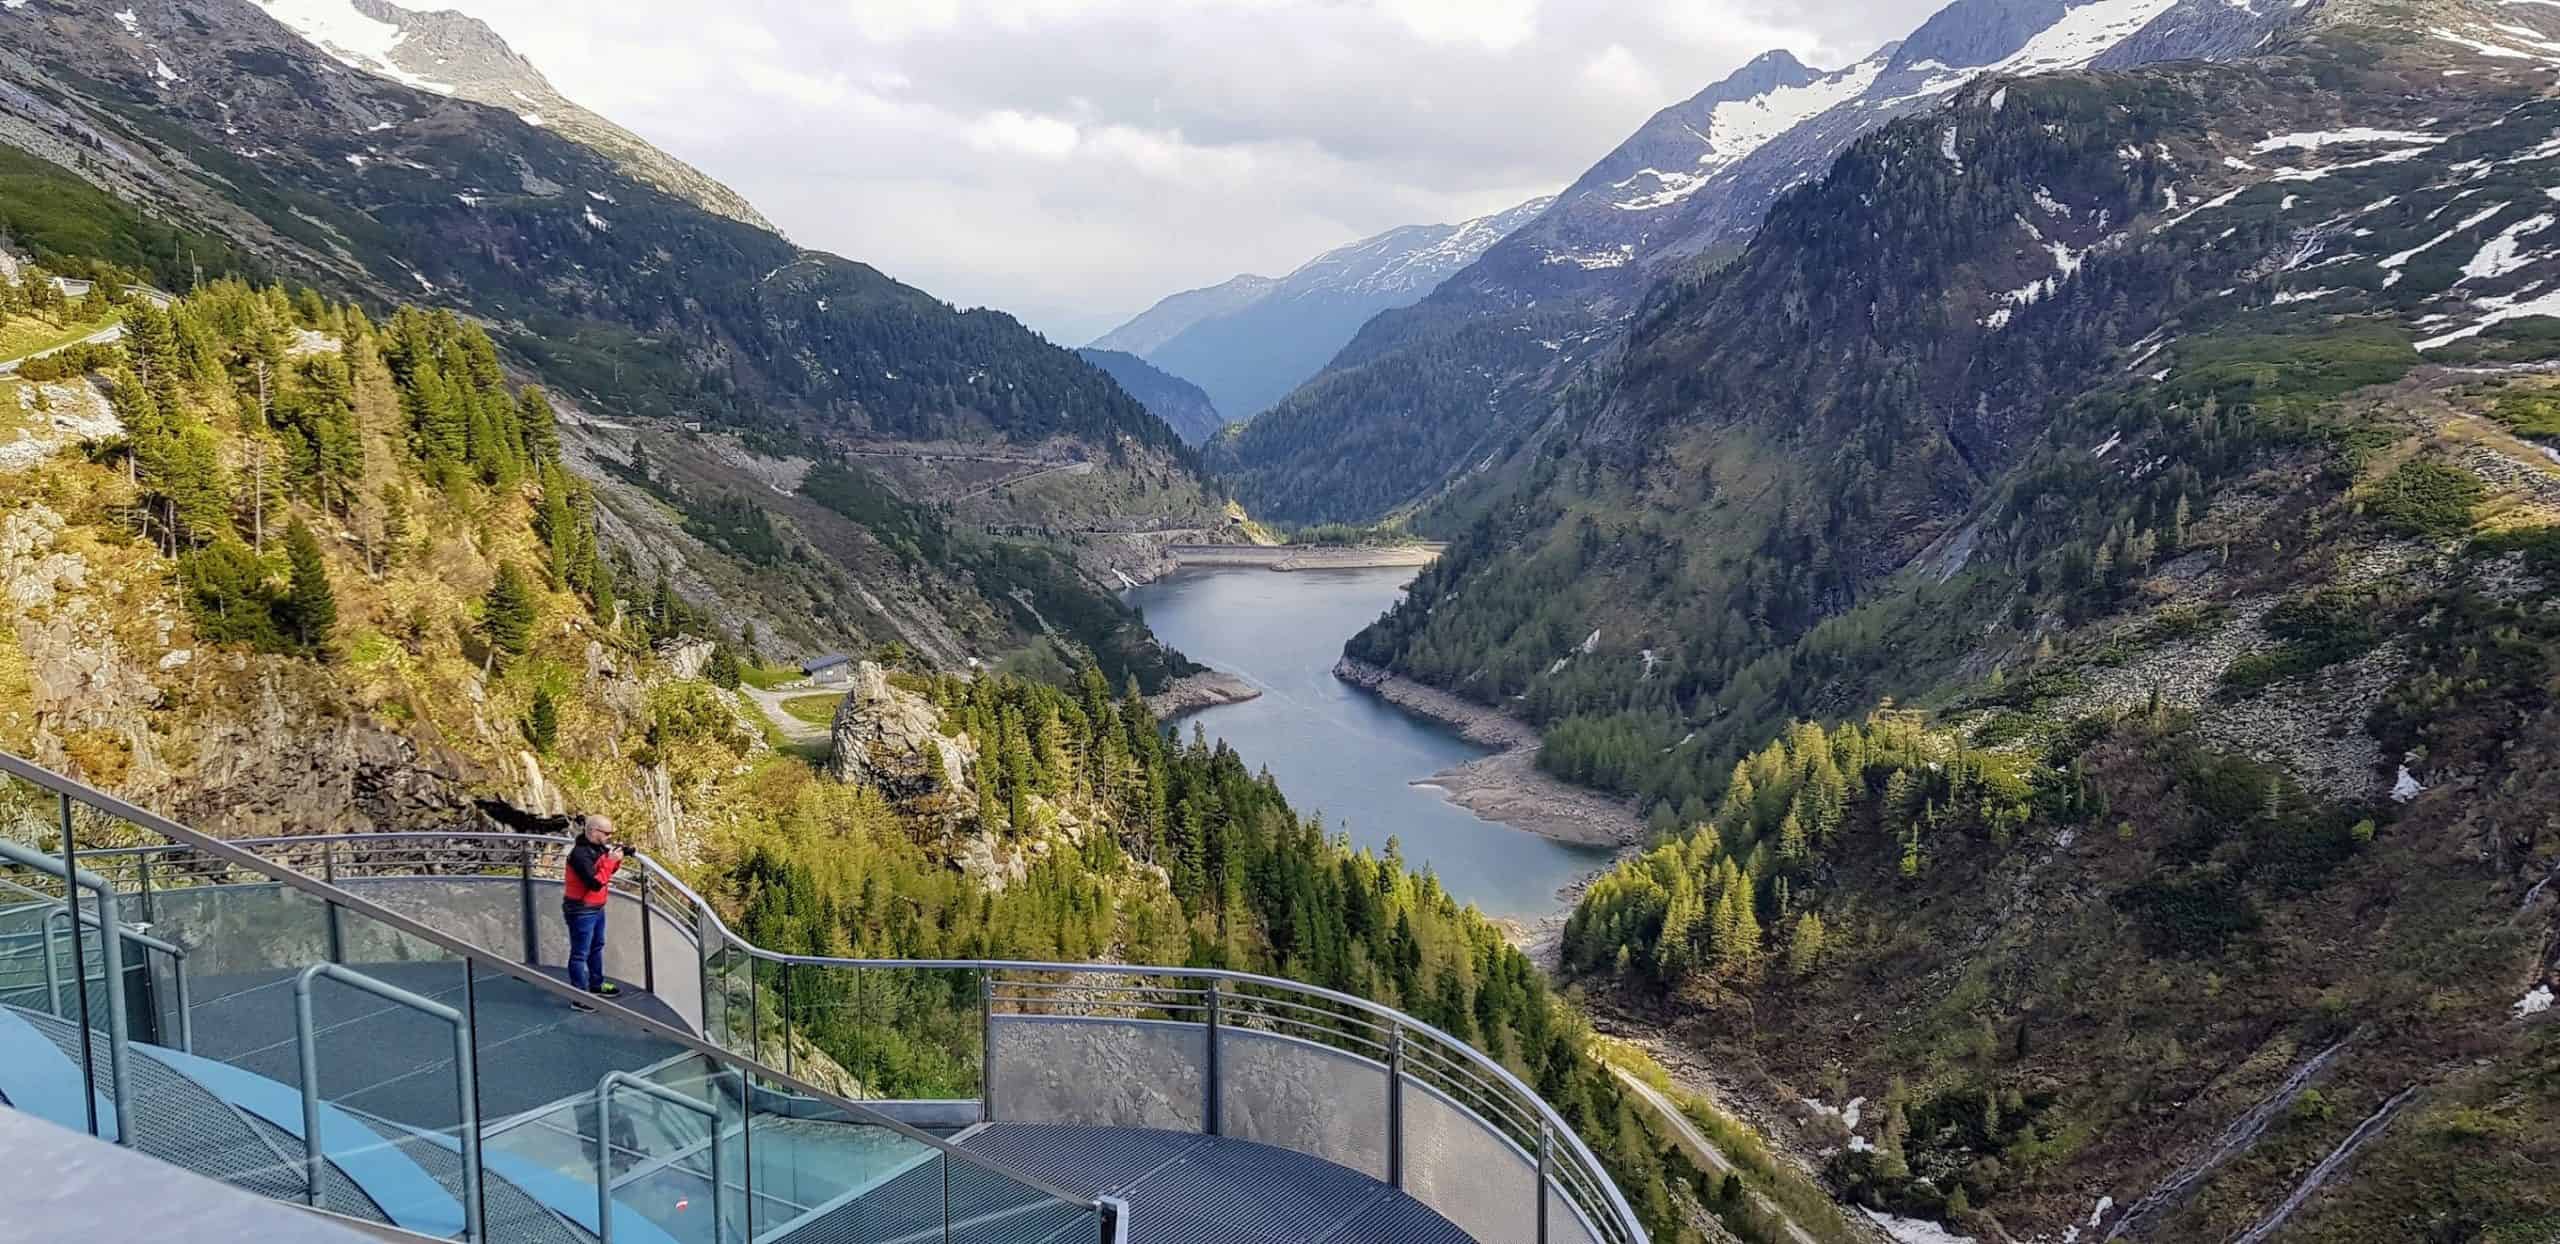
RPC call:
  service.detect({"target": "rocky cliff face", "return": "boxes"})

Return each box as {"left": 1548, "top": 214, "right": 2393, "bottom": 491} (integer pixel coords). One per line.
{"left": 3, "top": 502, "right": 484, "bottom": 834}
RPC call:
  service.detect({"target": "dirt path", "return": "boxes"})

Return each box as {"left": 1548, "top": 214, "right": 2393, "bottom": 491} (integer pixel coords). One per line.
{"left": 1611, "top": 1067, "right": 1826, "bottom": 1244}
{"left": 0, "top": 321, "right": 124, "bottom": 376}
{"left": 740, "top": 683, "right": 832, "bottom": 743}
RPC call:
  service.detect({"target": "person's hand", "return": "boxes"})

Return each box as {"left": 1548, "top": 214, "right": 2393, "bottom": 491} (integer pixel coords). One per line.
{"left": 608, "top": 845, "right": 626, "bottom": 859}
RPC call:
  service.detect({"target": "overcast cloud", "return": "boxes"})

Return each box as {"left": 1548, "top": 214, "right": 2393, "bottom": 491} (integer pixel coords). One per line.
{"left": 435, "top": 0, "right": 1944, "bottom": 342}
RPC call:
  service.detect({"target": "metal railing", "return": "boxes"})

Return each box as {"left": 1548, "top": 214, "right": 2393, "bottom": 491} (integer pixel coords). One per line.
{"left": 296, "top": 962, "right": 483, "bottom": 1241}
{"left": 48, "top": 819, "right": 1647, "bottom": 1244}
{"left": 594, "top": 1069, "right": 726, "bottom": 1244}
{"left": 0, "top": 752, "right": 1115, "bottom": 1244}
{"left": 0, "top": 834, "right": 131, "bottom": 1143}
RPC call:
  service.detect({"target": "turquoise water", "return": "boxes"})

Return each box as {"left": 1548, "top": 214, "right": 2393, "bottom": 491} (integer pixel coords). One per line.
{"left": 1126, "top": 567, "right": 1609, "bottom": 918}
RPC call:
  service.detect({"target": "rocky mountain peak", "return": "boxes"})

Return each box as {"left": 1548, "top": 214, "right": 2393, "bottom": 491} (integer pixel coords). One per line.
{"left": 246, "top": 0, "right": 778, "bottom": 231}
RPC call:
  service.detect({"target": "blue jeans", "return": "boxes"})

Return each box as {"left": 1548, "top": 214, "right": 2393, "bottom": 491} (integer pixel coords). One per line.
{"left": 565, "top": 906, "right": 606, "bottom": 992}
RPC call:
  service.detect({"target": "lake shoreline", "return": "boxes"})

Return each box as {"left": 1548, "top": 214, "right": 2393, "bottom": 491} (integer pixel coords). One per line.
{"left": 1332, "top": 658, "right": 1644, "bottom": 851}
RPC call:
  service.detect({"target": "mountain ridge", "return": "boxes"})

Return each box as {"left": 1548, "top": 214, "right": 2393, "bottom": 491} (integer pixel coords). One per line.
{"left": 1075, "top": 347, "right": 1225, "bottom": 445}
{"left": 1092, "top": 195, "right": 1553, "bottom": 422}
{"left": 1215, "top": 0, "right": 2298, "bottom": 524}
{"left": 251, "top": 0, "right": 779, "bottom": 232}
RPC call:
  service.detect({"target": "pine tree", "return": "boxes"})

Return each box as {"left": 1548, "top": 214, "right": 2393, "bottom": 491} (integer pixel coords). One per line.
{"left": 1788, "top": 911, "right": 1827, "bottom": 976}
{"left": 483, "top": 562, "right": 538, "bottom": 662}
{"left": 707, "top": 645, "right": 743, "bottom": 689}
{"left": 281, "top": 518, "right": 336, "bottom": 653}
{"left": 526, "top": 686, "right": 559, "bottom": 753}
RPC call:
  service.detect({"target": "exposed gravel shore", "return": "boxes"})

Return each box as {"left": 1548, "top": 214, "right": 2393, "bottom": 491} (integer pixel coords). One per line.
{"left": 1333, "top": 658, "right": 1642, "bottom": 849}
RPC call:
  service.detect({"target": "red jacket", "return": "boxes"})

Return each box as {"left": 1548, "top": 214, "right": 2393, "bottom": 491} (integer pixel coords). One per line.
{"left": 564, "top": 839, "right": 620, "bottom": 908}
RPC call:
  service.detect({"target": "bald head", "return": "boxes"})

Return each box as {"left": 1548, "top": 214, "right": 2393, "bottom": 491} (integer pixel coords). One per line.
{"left": 579, "top": 814, "right": 615, "bottom": 844}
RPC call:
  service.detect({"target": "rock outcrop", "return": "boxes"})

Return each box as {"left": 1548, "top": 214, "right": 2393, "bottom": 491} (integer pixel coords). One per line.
{"left": 826, "top": 662, "right": 978, "bottom": 824}
{"left": 652, "top": 635, "right": 717, "bottom": 681}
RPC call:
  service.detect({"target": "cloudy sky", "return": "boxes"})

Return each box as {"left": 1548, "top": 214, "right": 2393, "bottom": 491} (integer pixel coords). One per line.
{"left": 436, "top": 0, "right": 1943, "bottom": 343}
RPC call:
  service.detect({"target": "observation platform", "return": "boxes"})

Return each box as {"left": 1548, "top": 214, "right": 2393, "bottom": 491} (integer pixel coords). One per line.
{"left": 0, "top": 750, "right": 1641, "bottom": 1244}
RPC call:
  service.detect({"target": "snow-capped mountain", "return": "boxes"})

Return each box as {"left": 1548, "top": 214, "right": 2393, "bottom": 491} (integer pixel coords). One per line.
{"left": 250, "top": 0, "right": 775, "bottom": 231}
{"left": 1092, "top": 196, "right": 1554, "bottom": 421}
{"left": 1442, "top": 0, "right": 2291, "bottom": 315}
{"left": 1219, "top": 0, "right": 2299, "bottom": 523}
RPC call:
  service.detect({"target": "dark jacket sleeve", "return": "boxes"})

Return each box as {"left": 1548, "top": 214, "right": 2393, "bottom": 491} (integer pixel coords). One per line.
{"left": 568, "top": 841, "right": 607, "bottom": 891}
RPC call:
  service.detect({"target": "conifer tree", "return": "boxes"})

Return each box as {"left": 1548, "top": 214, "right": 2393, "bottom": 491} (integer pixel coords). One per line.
{"left": 483, "top": 562, "right": 538, "bottom": 662}
{"left": 281, "top": 518, "right": 336, "bottom": 653}
{"left": 527, "top": 685, "right": 559, "bottom": 753}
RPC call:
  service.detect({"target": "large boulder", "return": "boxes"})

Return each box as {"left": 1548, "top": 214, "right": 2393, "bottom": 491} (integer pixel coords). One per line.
{"left": 825, "top": 662, "right": 978, "bottom": 822}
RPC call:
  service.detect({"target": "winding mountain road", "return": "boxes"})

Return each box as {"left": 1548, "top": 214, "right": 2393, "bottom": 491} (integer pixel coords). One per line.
{"left": 0, "top": 278, "right": 172, "bottom": 376}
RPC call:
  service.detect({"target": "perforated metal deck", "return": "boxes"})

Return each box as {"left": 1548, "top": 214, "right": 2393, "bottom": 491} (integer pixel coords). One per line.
{"left": 957, "top": 1123, "right": 1477, "bottom": 1243}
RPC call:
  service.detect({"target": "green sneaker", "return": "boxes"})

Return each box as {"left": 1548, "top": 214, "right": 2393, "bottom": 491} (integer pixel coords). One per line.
{"left": 591, "top": 982, "right": 622, "bottom": 998}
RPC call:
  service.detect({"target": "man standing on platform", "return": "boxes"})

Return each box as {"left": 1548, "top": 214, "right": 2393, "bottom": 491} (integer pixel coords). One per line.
{"left": 563, "top": 813, "right": 624, "bottom": 1001}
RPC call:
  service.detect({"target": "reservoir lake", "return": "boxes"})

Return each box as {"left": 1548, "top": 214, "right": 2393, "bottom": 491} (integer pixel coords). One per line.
{"left": 1125, "top": 566, "right": 1610, "bottom": 919}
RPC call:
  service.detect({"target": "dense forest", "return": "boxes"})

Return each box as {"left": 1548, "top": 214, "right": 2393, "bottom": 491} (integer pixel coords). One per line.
{"left": 727, "top": 669, "right": 1782, "bottom": 1241}
{"left": 1206, "top": 304, "right": 1592, "bottom": 523}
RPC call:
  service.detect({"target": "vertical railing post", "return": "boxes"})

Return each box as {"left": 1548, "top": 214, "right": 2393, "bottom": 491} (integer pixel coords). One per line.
{"left": 519, "top": 842, "right": 539, "bottom": 967}
{"left": 637, "top": 870, "right": 656, "bottom": 995}
{"left": 978, "top": 970, "right": 994, "bottom": 1122}
{"left": 779, "top": 964, "right": 793, "bottom": 1077}
{"left": 56, "top": 794, "right": 98, "bottom": 1141}
{"left": 748, "top": 956, "right": 761, "bottom": 1065}
{"left": 1386, "top": 1024, "right": 1405, "bottom": 1189}
{"left": 1203, "top": 979, "right": 1222, "bottom": 1137}
{"left": 136, "top": 851, "right": 154, "bottom": 924}
{"left": 321, "top": 846, "right": 344, "bottom": 965}
{"left": 39, "top": 906, "right": 62, "bottom": 1018}
{"left": 740, "top": 1071, "right": 756, "bottom": 1242}
{"left": 172, "top": 950, "right": 193, "bottom": 1053}
{"left": 1535, "top": 1123, "right": 1552, "bottom": 1244}
{"left": 462, "top": 967, "right": 485, "bottom": 1240}
{"left": 454, "top": 988, "right": 485, "bottom": 1243}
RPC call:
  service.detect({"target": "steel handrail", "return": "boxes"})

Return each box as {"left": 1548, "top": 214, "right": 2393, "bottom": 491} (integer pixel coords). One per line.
{"left": 296, "top": 963, "right": 484, "bottom": 1242}
{"left": 209, "top": 824, "right": 1648, "bottom": 1233}
{"left": 0, "top": 834, "right": 129, "bottom": 1143}
{"left": 595, "top": 1068, "right": 729, "bottom": 1244}
{"left": 0, "top": 753, "right": 1112, "bottom": 1229}
{"left": 40, "top": 825, "right": 1645, "bottom": 1241}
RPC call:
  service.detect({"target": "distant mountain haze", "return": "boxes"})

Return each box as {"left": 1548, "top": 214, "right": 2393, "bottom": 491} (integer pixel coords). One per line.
{"left": 1075, "top": 349, "right": 1226, "bottom": 445}
{"left": 1093, "top": 196, "right": 1554, "bottom": 422}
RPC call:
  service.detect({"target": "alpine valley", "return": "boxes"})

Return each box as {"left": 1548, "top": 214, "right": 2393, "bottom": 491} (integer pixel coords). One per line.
{"left": 1205, "top": 0, "right": 2560, "bottom": 1239}
{"left": 3, "top": 0, "right": 2560, "bottom": 1243}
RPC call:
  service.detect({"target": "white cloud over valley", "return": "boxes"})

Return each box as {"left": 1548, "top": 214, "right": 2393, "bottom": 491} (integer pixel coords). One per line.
{"left": 434, "top": 0, "right": 1944, "bottom": 341}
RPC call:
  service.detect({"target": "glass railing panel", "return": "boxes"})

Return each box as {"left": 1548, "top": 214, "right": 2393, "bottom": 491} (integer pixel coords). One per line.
{"left": 835, "top": 962, "right": 985, "bottom": 1102}
{"left": 740, "top": 1077, "right": 948, "bottom": 1232}
{"left": 0, "top": 758, "right": 1141, "bottom": 1243}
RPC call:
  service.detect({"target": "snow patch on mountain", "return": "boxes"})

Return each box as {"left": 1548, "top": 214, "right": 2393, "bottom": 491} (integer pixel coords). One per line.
{"left": 2001, "top": 0, "right": 2187, "bottom": 74}
{"left": 254, "top": 0, "right": 457, "bottom": 94}
{"left": 1694, "top": 57, "right": 1888, "bottom": 174}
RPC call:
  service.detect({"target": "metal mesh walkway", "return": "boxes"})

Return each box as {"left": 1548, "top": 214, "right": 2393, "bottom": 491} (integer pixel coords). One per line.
{"left": 955, "top": 1124, "right": 1475, "bottom": 1244}
{"left": 5, "top": 1003, "right": 594, "bottom": 1243}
